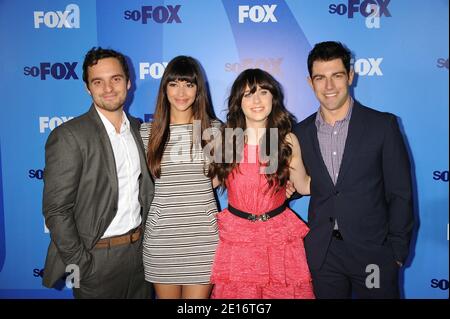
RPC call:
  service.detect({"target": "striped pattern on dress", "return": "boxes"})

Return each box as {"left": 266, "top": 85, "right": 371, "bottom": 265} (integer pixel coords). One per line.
{"left": 140, "top": 121, "right": 220, "bottom": 284}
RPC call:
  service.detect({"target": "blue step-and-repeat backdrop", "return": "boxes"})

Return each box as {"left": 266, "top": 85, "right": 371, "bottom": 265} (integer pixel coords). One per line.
{"left": 0, "top": 0, "right": 448, "bottom": 299}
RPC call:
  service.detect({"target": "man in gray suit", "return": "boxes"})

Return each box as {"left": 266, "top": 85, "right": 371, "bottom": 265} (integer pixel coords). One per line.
{"left": 42, "top": 47, "right": 154, "bottom": 298}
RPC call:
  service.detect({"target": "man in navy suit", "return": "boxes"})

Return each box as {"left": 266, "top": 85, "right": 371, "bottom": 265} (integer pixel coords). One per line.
{"left": 294, "top": 41, "right": 414, "bottom": 298}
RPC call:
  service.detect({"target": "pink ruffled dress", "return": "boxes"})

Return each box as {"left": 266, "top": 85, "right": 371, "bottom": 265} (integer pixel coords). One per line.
{"left": 210, "top": 145, "right": 315, "bottom": 299}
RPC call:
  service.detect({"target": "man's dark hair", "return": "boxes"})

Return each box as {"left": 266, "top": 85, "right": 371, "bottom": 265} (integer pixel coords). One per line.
{"left": 82, "top": 47, "right": 130, "bottom": 85}
{"left": 307, "top": 41, "right": 352, "bottom": 77}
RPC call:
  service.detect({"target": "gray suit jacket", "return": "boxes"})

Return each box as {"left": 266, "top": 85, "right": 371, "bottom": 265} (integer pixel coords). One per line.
{"left": 42, "top": 105, "right": 154, "bottom": 288}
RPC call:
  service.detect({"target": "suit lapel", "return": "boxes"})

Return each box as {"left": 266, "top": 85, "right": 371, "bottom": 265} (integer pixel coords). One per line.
{"left": 335, "top": 102, "right": 366, "bottom": 188}
{"left": 307, "top": 118, "right": 335, "bottom": 188}
{"left": 128, "top": 117, "right": 147, "bottom": 176}
{"left": 88, "top": 107, "right": 151, "bottom": 222}
{"left": 87, "top": 106, "right": 119, "bottom": 194}
{"left": 128, "top": 116, "right": 152, "bottom": 222}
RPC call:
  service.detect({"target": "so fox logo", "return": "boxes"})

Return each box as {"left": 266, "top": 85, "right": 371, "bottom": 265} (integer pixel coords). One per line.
{"left": 328, "top": 0, "right": 392, "bottom": 29}
{"left": 24, "top": 62, "right": 78, "bottom": 80}
{"left": 124, "top": 5, "right": 181, "bottom": 24}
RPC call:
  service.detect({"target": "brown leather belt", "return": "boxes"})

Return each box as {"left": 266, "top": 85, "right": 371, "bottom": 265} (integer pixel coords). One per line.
{"left": 95, "top": 225, "right": 142, "bottom": 249}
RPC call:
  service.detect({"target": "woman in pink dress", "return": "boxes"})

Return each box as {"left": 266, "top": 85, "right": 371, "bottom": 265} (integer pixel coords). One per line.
{"left": 208, "top": 68, "right": 315, "bottom": 299}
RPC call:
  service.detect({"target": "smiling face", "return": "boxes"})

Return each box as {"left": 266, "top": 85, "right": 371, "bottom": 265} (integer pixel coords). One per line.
{"left": 308, "top": 58, "right": 354, "bottom": 118}
{"left": 166, "top": 80, "right": 197, "bottom": 116}
{"left": 85, "top": 57, "right": 130, "bottom": 113}
{"left": 241, "top": 84, "right": 273, "bottom": 128}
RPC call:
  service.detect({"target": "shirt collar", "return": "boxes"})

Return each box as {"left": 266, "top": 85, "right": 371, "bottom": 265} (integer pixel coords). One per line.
{"left": 95, "top": 106, "right": 129, "bottom": 135}
{"left": 315, "top": 97, "right": 354, "bottom": 127}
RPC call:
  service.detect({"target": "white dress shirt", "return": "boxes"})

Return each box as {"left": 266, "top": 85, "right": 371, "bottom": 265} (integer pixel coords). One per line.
{"left": 95, "top": 107, "right": 142, "bottom": 238}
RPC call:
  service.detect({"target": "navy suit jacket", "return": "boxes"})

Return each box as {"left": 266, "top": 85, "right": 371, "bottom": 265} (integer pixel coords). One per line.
{"left": 294, "top": 101, "right": 414, "bottom": 270}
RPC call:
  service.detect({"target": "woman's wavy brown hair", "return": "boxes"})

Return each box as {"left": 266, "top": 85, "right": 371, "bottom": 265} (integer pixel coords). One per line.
{"left": 147, "top": 56, "right": 216, "bottom": 178}
{"left": 209, "top": 68, "right": 296, "bottom": 191}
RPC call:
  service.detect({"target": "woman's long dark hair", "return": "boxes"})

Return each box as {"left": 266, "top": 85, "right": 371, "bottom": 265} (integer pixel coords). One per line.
{"left": 209, "top": 68, "right": 296, "bottom": 191}
{"left": 147, "top": 56, "right": 216, "bottom": 178}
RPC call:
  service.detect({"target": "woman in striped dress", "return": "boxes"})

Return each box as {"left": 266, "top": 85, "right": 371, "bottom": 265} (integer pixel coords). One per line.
{"left": 140, "top": 56, "right": 220, "bottom": 299}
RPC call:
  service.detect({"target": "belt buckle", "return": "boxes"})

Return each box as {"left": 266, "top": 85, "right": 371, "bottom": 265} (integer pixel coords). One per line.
{"left": 130, "top": 227, "right": 140, "bottom": 243}
{"left": 247, "top": 214, "right": 270, "bottom": 222}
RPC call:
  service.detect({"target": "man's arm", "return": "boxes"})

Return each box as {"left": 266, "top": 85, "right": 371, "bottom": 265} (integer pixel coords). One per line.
{"left": 382, "top": 115, "right": 414, "bottom": 265}
{"left": 43, "top": 126, "right": 93, "bottom": 274}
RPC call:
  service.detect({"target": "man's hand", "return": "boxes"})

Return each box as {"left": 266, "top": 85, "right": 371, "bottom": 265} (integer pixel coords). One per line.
{"left": 286, "top": 181, "right": 296, "bottom": 199}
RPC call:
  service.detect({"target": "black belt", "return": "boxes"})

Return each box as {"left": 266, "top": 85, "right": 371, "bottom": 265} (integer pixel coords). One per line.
{"left": 228, "top": 203, "right": 286, "bottom": 222}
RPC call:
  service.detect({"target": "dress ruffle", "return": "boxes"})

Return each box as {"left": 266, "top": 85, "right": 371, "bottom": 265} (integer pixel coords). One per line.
{"left": 211, "top": 209, "right": 314, "bottom": 298}
{"left": 210, "top": 144, "right": 315, "bottom": 299}
{"left": 211, "top": 281, "right": 314, "bottom": 299}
